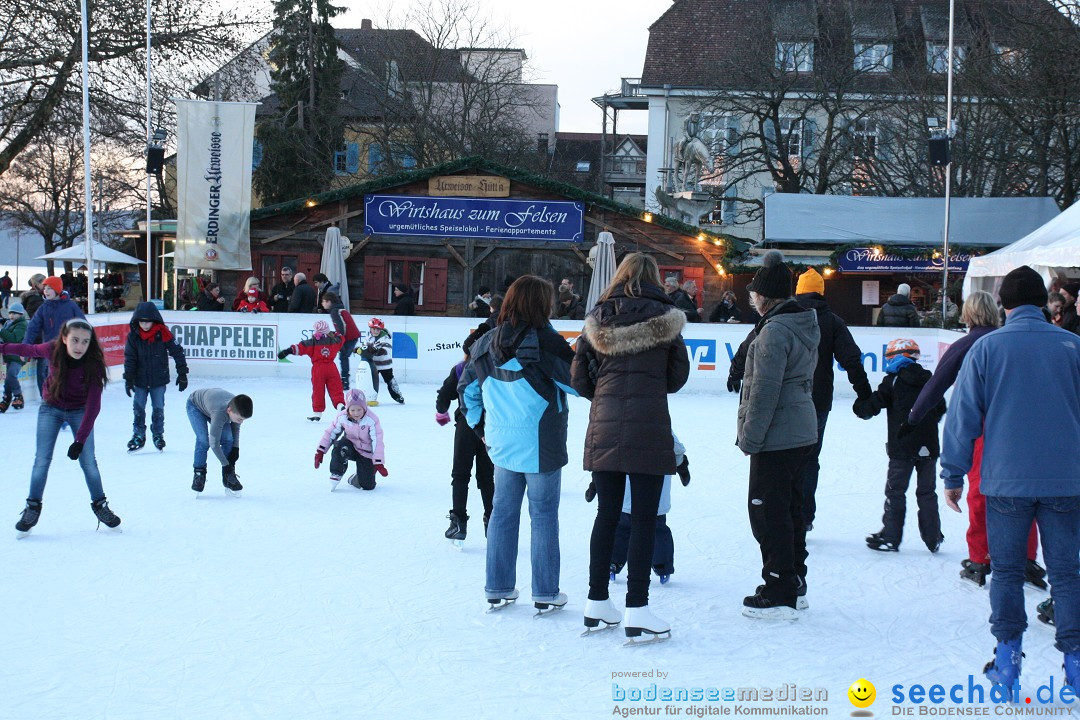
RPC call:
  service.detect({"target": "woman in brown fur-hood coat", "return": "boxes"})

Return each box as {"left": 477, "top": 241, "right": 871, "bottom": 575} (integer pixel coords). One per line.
{"left": 572, "top": 253, "right": 689, "bottom": 618}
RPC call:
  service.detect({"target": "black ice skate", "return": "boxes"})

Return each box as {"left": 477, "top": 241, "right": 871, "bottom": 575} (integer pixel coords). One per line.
{"left": 445, "top": 511, "right": 467, "bottom": 549}
{"left": 866, "top": 532, "right": 899, "bottom": 552}
{"left": 534, "top": 592, "right": 568, "bottom": 617}
{"left": 741, "top": 593, "right": 799, "bottom": 621}
{"left": 960, "top": 559, "right": 991, "bottom": 587}
{"left": 926, "top": 534, "right": 944, "bottom": 553}
{"left": 1025, "top": 559, "right": 1048, "bottom": 590}
{"left": 755, "top": 576, "right": 808, "bottom": 610}
{"left": 90, "top": 498, "right": 122, "bottom": 532}
{"left": 0, "top": 395, "right": 9, "bottom": 413}
{"left": 127, "top": 434, "right": 146, "bottom": 453}
{"left": 11, "top": 394, "right": 23, "bottom": 410}
{"left": 152, "top": 434, "right": 166, "bottom": 451}
{"left": 388, "top": 379, "right": 405, "bottom": 404}
{"left": 222, "top": 466, "right": 243, "bottom": 497}
{"left": 192, "top": 467, "right": 207, "bottom": 494}
{"left": 1037, "top": 597, "right": 1055, "bottom": 626}
{"left": 15, "top": 499, "right": 42, "bottom": 538}
{"left": 486, "top": 589, "right": 519, "bottom": 612}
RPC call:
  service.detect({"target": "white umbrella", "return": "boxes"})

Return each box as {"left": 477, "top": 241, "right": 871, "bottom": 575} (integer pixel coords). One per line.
{"left": 38, "top": 241, "right": 144, "bottom": 265}
{"left": 319, "top": 226, "right": 349, "bottom": 309}
{"left": 585, "top": 231, "right": 616, "bottom": 313}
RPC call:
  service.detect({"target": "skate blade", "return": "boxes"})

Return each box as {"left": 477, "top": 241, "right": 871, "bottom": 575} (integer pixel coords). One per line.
{"left": 486, "top": 598, "right": 516, "bottom": 613}
{"left": 225, "top": 489, "right": 242, "bottom": 498}
{"left": 581, "top": 622, "right": 620, "bottom": 637}
{"left": 623, "top": 630, "right": 670, "bottom": 647}
{"left": 741, "top": 606, "right": 799, "bottom": 621}
{"left": 15, "top": 529, "right": 31, "bottom": 539}
{"left": 533, "top": 602, "right": 567, "bottom": 617}
{"left": 330, "top": 482, "right": 340, "bottom": 492}
{"left": 796, "top": 598, "right": 809, "bottom": 611}
{"left": 96, "top": 525, "right": 123, "bottom": 534}
{"left": 450, "top": 538, "right": 465, "bottom": 550}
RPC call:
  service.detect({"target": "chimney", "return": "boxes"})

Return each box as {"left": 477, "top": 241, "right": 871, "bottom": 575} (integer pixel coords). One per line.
{"left": 361, "top": 18, "right": 373, "bottom": 30}
{"left": 538, "top": 132, "right": 549, "bottom": 155}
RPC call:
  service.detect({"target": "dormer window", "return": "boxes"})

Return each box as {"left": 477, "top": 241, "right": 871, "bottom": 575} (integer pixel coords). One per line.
{"left": 854, "top": 43, "right": 893, "bottom": 72}
{"left": 927, "top": 43, "right": 965, "bottom": 73}
{"left": 776, "top": 41, "right": 814, "bottom": 72}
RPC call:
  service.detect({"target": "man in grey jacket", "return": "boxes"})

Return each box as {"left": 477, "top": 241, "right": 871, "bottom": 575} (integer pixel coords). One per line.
{"left": 737, "top": 249, "right": 820, "bottom": 621}
{"left": 186, "top": 388, "right": 252, "bottom": 496}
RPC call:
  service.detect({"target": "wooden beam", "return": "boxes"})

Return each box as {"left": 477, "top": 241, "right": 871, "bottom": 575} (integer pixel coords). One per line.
{"left": 345, "top": 235, "right": 371, "bottom": 261}
{"left": 258, "top": 206, "right": 367, "bottom": 245}
{"left": 570, "top": 246, "right": 588, "bottom": 265}
{"left": 471, "top": 245, "right": 495, "bottom": 268}
{"left": 583, "top": 215, "right": 684, "bottom": 261}
{"left": 443, "top": 240, "right": 468, "bottom": 268}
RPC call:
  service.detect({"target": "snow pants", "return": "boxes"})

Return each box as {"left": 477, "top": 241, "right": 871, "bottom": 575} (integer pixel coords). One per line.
{"left": 748, "top": 445, "right": 812, "bottom": 606}
{"left": 611, "top": 512, "right": 674, "bottom": 577}
{"left": 966, "top": 437, "right": 1039, "bottom": 563}
{"left": 329, "top": 435, "right": 375, "bottom": 490}
{"left": 310, "top": 363, "right": 344, "bottom": 413}
{"left": 451, "top": 419, "right": 493, "bottom": 521}
{"left": 881, "top": 455, "right": 941, "bottom": 548}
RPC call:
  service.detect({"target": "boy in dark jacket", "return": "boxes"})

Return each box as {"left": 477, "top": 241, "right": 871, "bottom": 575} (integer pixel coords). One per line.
{"left": 124, "top": 302, "right": 189, "bottom": 451}
{"left": 1, "top": 301, "right": 28, "bottom": 411}
{"left": 854, "top": 338, "right": 945, "bottom": 553}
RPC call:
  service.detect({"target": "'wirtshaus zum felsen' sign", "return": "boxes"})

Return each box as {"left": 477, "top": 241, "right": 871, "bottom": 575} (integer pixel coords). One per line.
{"left": 363, "top": 194, "right": 584, "bottom": 242}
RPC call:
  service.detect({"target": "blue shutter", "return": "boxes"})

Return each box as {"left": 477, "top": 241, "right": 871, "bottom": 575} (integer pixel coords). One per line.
{"left": 401, "top": 154, "right": 417, "bottom": 169}
{"left": 802, "top": 118, "right": 816, "bottom": 161}
{"left": 368, "top": 144, "right": 384, "bottom": 173}
{"left": 764, "top": 118, "right": 778, "bottom": 161}
{"left": 345, "top": 142, "right": 360, "bottom": 174}
{"left": 252, "top": 139, "right": 263, "bottom": 171}
{"left": 878, "top": 121, "right": 894, "bottom": 164}
{"left": 722, "top": 185, "right": 737, "bottom": 224}
{"left": 726, "top": 116, "right": 740, "bottom": 158}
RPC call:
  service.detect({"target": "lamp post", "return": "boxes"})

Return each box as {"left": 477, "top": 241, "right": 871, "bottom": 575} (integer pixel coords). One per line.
{"left": 941, "top": 0, "right": 957, "bottom": 327}
{"left": 80, "top": 0, "right": 95, "bottom": 314}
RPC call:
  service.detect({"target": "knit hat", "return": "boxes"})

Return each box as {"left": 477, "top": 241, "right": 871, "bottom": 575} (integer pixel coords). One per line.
{"left": 42, "top": 276, "right": 63, "bottom": 295}
{"left": 478, "top": 285, "right": 491, "bottom": 296}
{"left": 746, "top": 250, "right": 792, "bottom": 299}
{"left": 7, "top": 302, "right": 25, "bottom": 315}
{"left": 897, "top": 283, "right": 912, "bottom": 297}
{"left": 312, "top": 320, "right": 331, "bottom": 339}
{"left": 1062, "top": 281, "right": 1080, "bottom": 298}
{"left": 247, "top": 287, "right": 259, "bottom": 297}
{"left": 885, "top": 338, "right": 921, "bottom": 360}
{"left": 343, "top": 388, "right": 368, "bottom": 410}
{"left": 999, "top": 266, "right": 1048, "bottom": 310}
{"left": 795, "top": 268, "right": 825, "bottom": 296}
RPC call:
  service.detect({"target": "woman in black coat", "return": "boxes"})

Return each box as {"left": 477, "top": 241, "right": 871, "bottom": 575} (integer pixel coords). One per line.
{"left": 571, "top": 252, "right": 689, "bottom": 640}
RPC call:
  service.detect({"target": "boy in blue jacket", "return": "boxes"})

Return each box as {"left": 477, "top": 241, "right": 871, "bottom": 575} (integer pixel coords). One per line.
{"left": 24, "top": 276, "right": 84, "bottom": 395}
{"left": 124, "top": 302, "right": 188, "bottom": 451}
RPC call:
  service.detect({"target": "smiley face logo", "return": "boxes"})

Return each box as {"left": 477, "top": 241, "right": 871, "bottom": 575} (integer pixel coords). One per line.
{"left": 848, "top": 678, "right": 876, "bottom": 709}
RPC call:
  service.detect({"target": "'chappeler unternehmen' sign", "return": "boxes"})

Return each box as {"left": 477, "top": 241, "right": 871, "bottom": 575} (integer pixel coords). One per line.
{"left": 168, "top": 322, "right": 278, "bottom": 361}
{"left": 363, "top": 194, "right": 584, "bottom": 242}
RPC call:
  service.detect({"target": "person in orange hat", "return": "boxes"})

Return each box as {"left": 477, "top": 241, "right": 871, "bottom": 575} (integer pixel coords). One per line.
{"left": 24, "top": 276, "right": 85, "bottom": 396}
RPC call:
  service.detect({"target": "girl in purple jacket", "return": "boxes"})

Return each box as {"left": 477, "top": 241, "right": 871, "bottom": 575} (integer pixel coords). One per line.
{"left": 314, "top": 388, "right": 387, "bottom": 492}
{"left": 0, "top": 319, "right": 121, "bottom": 536}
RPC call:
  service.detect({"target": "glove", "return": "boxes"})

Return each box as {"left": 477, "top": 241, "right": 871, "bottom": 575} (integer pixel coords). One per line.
{"left": 586, "top": 351, "right": 600, "bottom": 384}
{"left": 277, "top": 347, "right": 293, "bottom": 360}
{"left": 67, "top": 441, "right": 83, "bottom": 460}
{"left": 584, "top": 481, "right": 596, "bottom": 503}
{"left": 726, "top": 376, "right": 741, "bottom": 393}
{"left": 125, "top": 381, "right": 133, "bottom": 397}
{"left": 853, "top": 396, "right": 877, "bottom": 420}
{"left": 896, "top": 421, "right": 916, "bottom": 439}
{"left": 176, "top": 374, "right": 188, "bottom": 392}
{"left": 677, "top": 456, "right": 691, "bottom": 486}
{"left": 227, "top": 447, "right": 239, "bottom": 465}
{"left": 314, "top": 450, "right": 324, "bottom": 468}
{"left": 435, "top": 411, "right": 451, "bottom": 426}
{"left": 374, "top": 463, "right": 389, "bottom": 477}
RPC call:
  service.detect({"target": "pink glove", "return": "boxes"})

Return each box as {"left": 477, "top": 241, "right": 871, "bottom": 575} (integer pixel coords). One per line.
{"left": 435, "top": 411, "right": 451, "bottom": 426}
{"left": 375, "top": 463, "right": 389, "bottom": 477}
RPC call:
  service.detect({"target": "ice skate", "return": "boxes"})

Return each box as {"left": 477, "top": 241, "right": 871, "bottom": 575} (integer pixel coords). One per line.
{"left": 866, "top": 531, "right": 899, "bottom": 552}
{"left": 742, "top": 593, "right": 799, "bottom": 621}
{"left": 347, "top": 473, "right": 376, "bottom": 491}
{"left": 926, "top": 534, "right": 944, "bottom": 553}
{"left": 329, "top": 476, "right": 341, "bottom": 492}
{"left": 15, "top": 499, "right": 41, "bottom": 538}
{"left": 486, "top": 589, "right": 519, "bottom": 612}
{"left": 445, "top": 511, "right": 467, "bottom": 549}
{"left": 581, "top": 598, "right": 621, "bottom": 636}
{"left": 388, "top": 379, "right": 405, "bottom": 404}
{"left": 0, "top": 395, "right": 9, "bottom": 413}
{"left": 1038, "top": 598, "right": 1055, "bottom": 626}
{"left": 192, "top": 467, "right": 207, "bottom": 495}
{"left": 658, "top": 574, "right": 670, "bottom": 585}
{"left": 222, "top": 467, "right": 243, "bottom": 497}
{"left": 960, "top": 559, "right": 991, "bottom": 587}
{"left": 534, "top": 592, "right": 567, "bottom": 617}
{"left": 755, "top": 576, "right": 808, "bottom": 610}
{"left": 1063, "top": 650, "right": 1079, "bottom": 689}
{"left": 11, "top": 394, "right": 23, "bottom": 410}
{"left": 90, "top": 498, "right": 122, "bottom": 532}
{"left": 127, "top": 434, "right": 145, "bottom": 453}
{"left": 623, "top": 606, "right": 671, "bottom": 645}
{"left": 152, "top": 434, "right": 166, "bottom": 452}
{"left": 610, "top": 563, "right": 622, "bottom": 582}
{"left": 1025, "top": 559, "right": 1048, "bottom": 590}
{"left": 307, "top": 411, "right": 322, "bottom": 422}
{"left": 984, "top": 638, "right": 1023, "bottom": 700}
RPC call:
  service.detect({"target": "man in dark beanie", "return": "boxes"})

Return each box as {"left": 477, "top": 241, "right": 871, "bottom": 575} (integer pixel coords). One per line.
{"left": 1059, "top": 280, "right": 1080, "bottom": 334}
{"left": 941, "top": 264, "right": 1080, "bottom": 698}
{"left": 737, "top": 249, "right": 821, "bottom": 620}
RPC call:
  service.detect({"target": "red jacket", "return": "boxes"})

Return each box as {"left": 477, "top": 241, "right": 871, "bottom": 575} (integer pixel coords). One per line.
{"left": 236, "top": 297, "right": 270, "bottom": 313}
{"left": 330, "top": 307, "right": 361, "bottom": 341}
{"left": 292, "top": 333, "right": 345, "bottom": 367}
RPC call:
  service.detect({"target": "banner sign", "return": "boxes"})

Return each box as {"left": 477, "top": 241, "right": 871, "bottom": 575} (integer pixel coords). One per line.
{"left": 364, "top": 194, "right": 584, "bottom": 242}
{"left": 838, "top": 247, "right": 975, "bottom": 273}
{"left": 175, "top": 99, "right": 258, "bottom": 270}
{"left": 428, "top": 175, "right": 510, "bottom": 197}
{"left": 166, "top": 321, "right": 278, "bottom": 362}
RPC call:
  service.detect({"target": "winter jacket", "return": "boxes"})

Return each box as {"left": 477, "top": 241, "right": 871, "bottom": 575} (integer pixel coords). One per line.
{"left": 189, "top": 387, "right": 242, "bottom": 464}
{"left": 288, "top": 281, "right": 317, "bottom": 313}
{"left": 865, "top": 361, "right": 945, "bottom": 460}
{"left": 316, "top": 282, "right": 340, "bottom": 311}
{"left": 876, "top": 294, "right": 921, "bottom": 327}
{"left": 571, "top": 283, "right": 689, "bottom": 476}
{"left": 621, "top": 435, "right": 685, "bottom": 516}
{"left": 470, "top": 297, "right": 492, "bottom": 318}
{"left": 291, "top": 332, "right": 345, "bottom": 369}
{"left": 24, "top": 295, "right": 85, "bottom": 343}
{"left": 1, "top": 315, "right": 27, "bottom": 362}
{"left": 796, "top": 293, "right": 872, "bottom": 410}
{"left": 668, "top": 289, "right": 698, "bottom": 323}
{"left": 737, "top": 299, "right": 820, "bottom": 454}
{"left": 358, "top": 329, "right": 393, "bottom": 370}
{"left": 709, "top": 301, "right": 742, "bottom": 323}
{"left": 555, "top": 297, "right": 586, "bottom": 321}
{"left": 21, "top": 289, "right": 43, "bottom": 318}
{"left": 270, "top": 280, "right": 294, "bottom": 313}
{"left": 437, "top": 361, "right": 468, "bottom": 424}
{"left": 323, "top": 301, "right": 361, "bottom": 342}
{"left": 232, "top": 289, "right": 270, "bottom": 311}
{"left": 459, "top": 322, "right": 577, "bottom": 473}
{"left": 1062, "top": 303, "right": 1080, "bottom": 334}
{"left": 394, "top": 291, "right": 416, "bottom": 316}
{"left": 317, "top": 389, "right": 384, "bottom": 463}
{"left": 124, "top": 302, "right": 188, "bottom": 389}
{"left": 941, "top": 305, "right": 1080, "bottom": 497}
{"left": 196, "top": 290, "right": 224, "bottom": 311}
{"left": 0, "top": 341, "right": 104, "bottom": 443}
{"left": 908, "top": 325, "right": 997, "bottom": 425}
{"left": 235, "top": 297, "right": 270, "bottom": 313}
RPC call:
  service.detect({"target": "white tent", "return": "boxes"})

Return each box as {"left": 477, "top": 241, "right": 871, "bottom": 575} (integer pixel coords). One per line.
{"left": 38, "top": 241, "right": 143, "bottom": 266}
{"left": 585, "top": 231, "right": 616, "bottom": 313}
{"left": 964, "top": 201, "right": 1080, "bottom": 297}
{"left": 319, "top": 227, "right": 349, "bottom": 309}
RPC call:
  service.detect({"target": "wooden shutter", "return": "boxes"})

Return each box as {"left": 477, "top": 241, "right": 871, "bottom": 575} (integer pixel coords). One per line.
{"left": 363, "top": 255, "right": 386, "bottom": 308}
{"left": 424, "top": 257, "right": 449, "bottom": 313}
{"left": 345, "top": 143, "right": 360, "bottom": 174}
{"left": 683, "top": 266, "right": 705, "bottom": 309}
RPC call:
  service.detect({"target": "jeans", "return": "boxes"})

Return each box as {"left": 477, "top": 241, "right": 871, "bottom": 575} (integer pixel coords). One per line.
{"left": 339, "top": 339, "right": 357, "bottom": 388}
{"left": 485, "top": 466, "right": 562, "bottom": 602}
{"left": 4, "top": 359, "right": 22, "bottom": 398}
{"left": 801, "top": 410, "right": 830, "bottom": 526}
{"left": 29, "top": 403, "right": 104, "bottom": 501}
{"left": 132, "top": 385, "right": 166, "bottom": 437}
{"left": 187, "top": 397, "right": 234, "bottom": 468}
{"left": 986, "top": 495, "right": 1080, "bottom": 652}
{"left": 35, "top": 357, "right": 48, "bottom": 396}
{"left": 590, "top": 471, "right": 664, "bottom": 607}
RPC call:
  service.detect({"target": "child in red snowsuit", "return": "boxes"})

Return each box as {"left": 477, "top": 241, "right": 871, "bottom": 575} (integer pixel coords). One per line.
{"left": 236, "top": 287, "right": 269, "bottom": 313}
{"left": 278, "top": 320, "right": 345, "bottom": 421}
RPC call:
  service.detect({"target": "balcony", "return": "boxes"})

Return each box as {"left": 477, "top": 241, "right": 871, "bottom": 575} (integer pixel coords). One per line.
{"left": 603, "top": 156, "right": 647, "bottom": 186}
{"left": 592, "top": 77, "right": 648, "bottom": 110}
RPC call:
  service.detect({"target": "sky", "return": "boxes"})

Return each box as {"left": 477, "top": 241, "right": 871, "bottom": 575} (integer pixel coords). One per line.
{"left": 332, "top": 0, "right": 674, "bottom": 135}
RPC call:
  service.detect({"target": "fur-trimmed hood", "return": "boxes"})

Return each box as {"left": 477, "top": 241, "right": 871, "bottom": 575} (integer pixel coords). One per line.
{"left": 584, "top": 283, "right": 686, "bottom": 357}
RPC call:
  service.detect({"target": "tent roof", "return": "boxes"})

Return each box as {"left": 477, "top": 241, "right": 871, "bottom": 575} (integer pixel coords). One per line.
{"left": 764, "top": 195, "right": 1060, "bottom": 248}
{"left": 37, "top": 242, "right": 143, "bottom": 265}
{"left": 966, "top": 199, "right": 1080, "bottom": 279}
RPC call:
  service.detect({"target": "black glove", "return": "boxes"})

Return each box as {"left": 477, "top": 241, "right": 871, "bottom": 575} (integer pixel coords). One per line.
{"left": 176, "top": 374, "right": 188, "bottom": 392}
{"left": 125, "top": 381, "right": 133, "bottom": 397}
{"left": 853, "top": 396, "right": 878, "bottom": 420}
{"left": 277, "top": 347, "right": 293, "bottom": 360}
{"left": 726, "top": 376, "right": 741, "bottom": 393}
{"left": 67, "top": 441, "right": 84, "bottom": 460}
{"left": 584, "top": 481, "right": 596, "bottom": 503}
{"left": 896, "top": 421, "right": 916, "bottom": 439}
{"left": 227, "top": 446, "right": 239, "bottom": 464}
{"left": 584, "top": 349, "right": 600, "bottom": 385}
{"left": 677, "top": 456, "right": 691, "bottom": 486}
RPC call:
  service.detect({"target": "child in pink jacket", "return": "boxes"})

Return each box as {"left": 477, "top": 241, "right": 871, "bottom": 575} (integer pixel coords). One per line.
{"left": 314, "top": 388, "right": 387, "bottom": 491}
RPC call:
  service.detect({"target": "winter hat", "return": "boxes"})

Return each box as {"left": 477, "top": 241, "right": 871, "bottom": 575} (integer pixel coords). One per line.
{"left": 8, "top": 302, "right": 25, "bottom": 315}
{"left": 312, "top": 320, "right": 331, "bottom": 339}
{"left": 1062, "top": 281, "right": 1080, "bottom": 298}
{"left": 746, "top": 249, "right": 792, "bottom": 299}
{"left": 885, "top": 338, "right": 921, "bottom": 361}
{"left": 42, "top": 277, "right": 63, "bottom": 295}
{"left": 478, "top": 285, "right": 491, "bottom": 297}
{"left": 999, "top": 266, "right": 1048, "bottom": 310}
{"left": 795, "top": 268, "right": 825, "bottom": 296}
{"left": 897, "top": 283, "right": 911, "bottom": 297}
{"left": 343, "top": 388, "right": 368, "bottom": 410}
{"left": 246, "top": 287, "right": 259, "bottom": 297}
{"left": 393, "top": 283, "right": 409, "bottom": 294}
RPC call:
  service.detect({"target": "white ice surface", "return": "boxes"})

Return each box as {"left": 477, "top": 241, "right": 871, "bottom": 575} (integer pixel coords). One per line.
{"left": 0, "top": 376, "right": 1067, "bottom": 719}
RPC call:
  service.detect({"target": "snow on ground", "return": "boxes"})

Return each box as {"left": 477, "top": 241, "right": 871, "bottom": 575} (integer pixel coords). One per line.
{"left": 0, "top": 376, "right": 1069, "bottom": 719}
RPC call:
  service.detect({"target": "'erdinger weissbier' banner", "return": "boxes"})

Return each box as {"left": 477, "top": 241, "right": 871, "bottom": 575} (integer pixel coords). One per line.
{"left": 176, "top": 99, "right": 258, "bottom": 270}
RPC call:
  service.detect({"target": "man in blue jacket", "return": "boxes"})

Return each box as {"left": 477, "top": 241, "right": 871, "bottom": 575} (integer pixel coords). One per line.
{"left": 941, "top": 265, "right": 1080, "bottom": 698}
{"left": 24, "top": 276, "right": 85, "bottom": 395}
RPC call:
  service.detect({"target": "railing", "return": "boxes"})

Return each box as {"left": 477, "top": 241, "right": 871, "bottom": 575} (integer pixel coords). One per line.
{"left": 620, "top": 77, "right": 643, "bottom": 96}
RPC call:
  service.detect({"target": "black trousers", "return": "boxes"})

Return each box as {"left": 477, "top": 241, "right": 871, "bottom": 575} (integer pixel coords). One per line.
{"left": 589, "top": 471, "right": 663, "bottom": 608}
{"left": 451, "top": 420, "right": 494, "bottom": 520}
{"left": 748, "top": 445, "right": 812, "bottom": 604}
{"left": 329, "top": 435, "right": 376, "bottom": 490}
{"left": 611, "top": 513, "right": 674, "bottom": 576}
{"left": 881, "top": 456, "right": 940, "bottom": 547}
